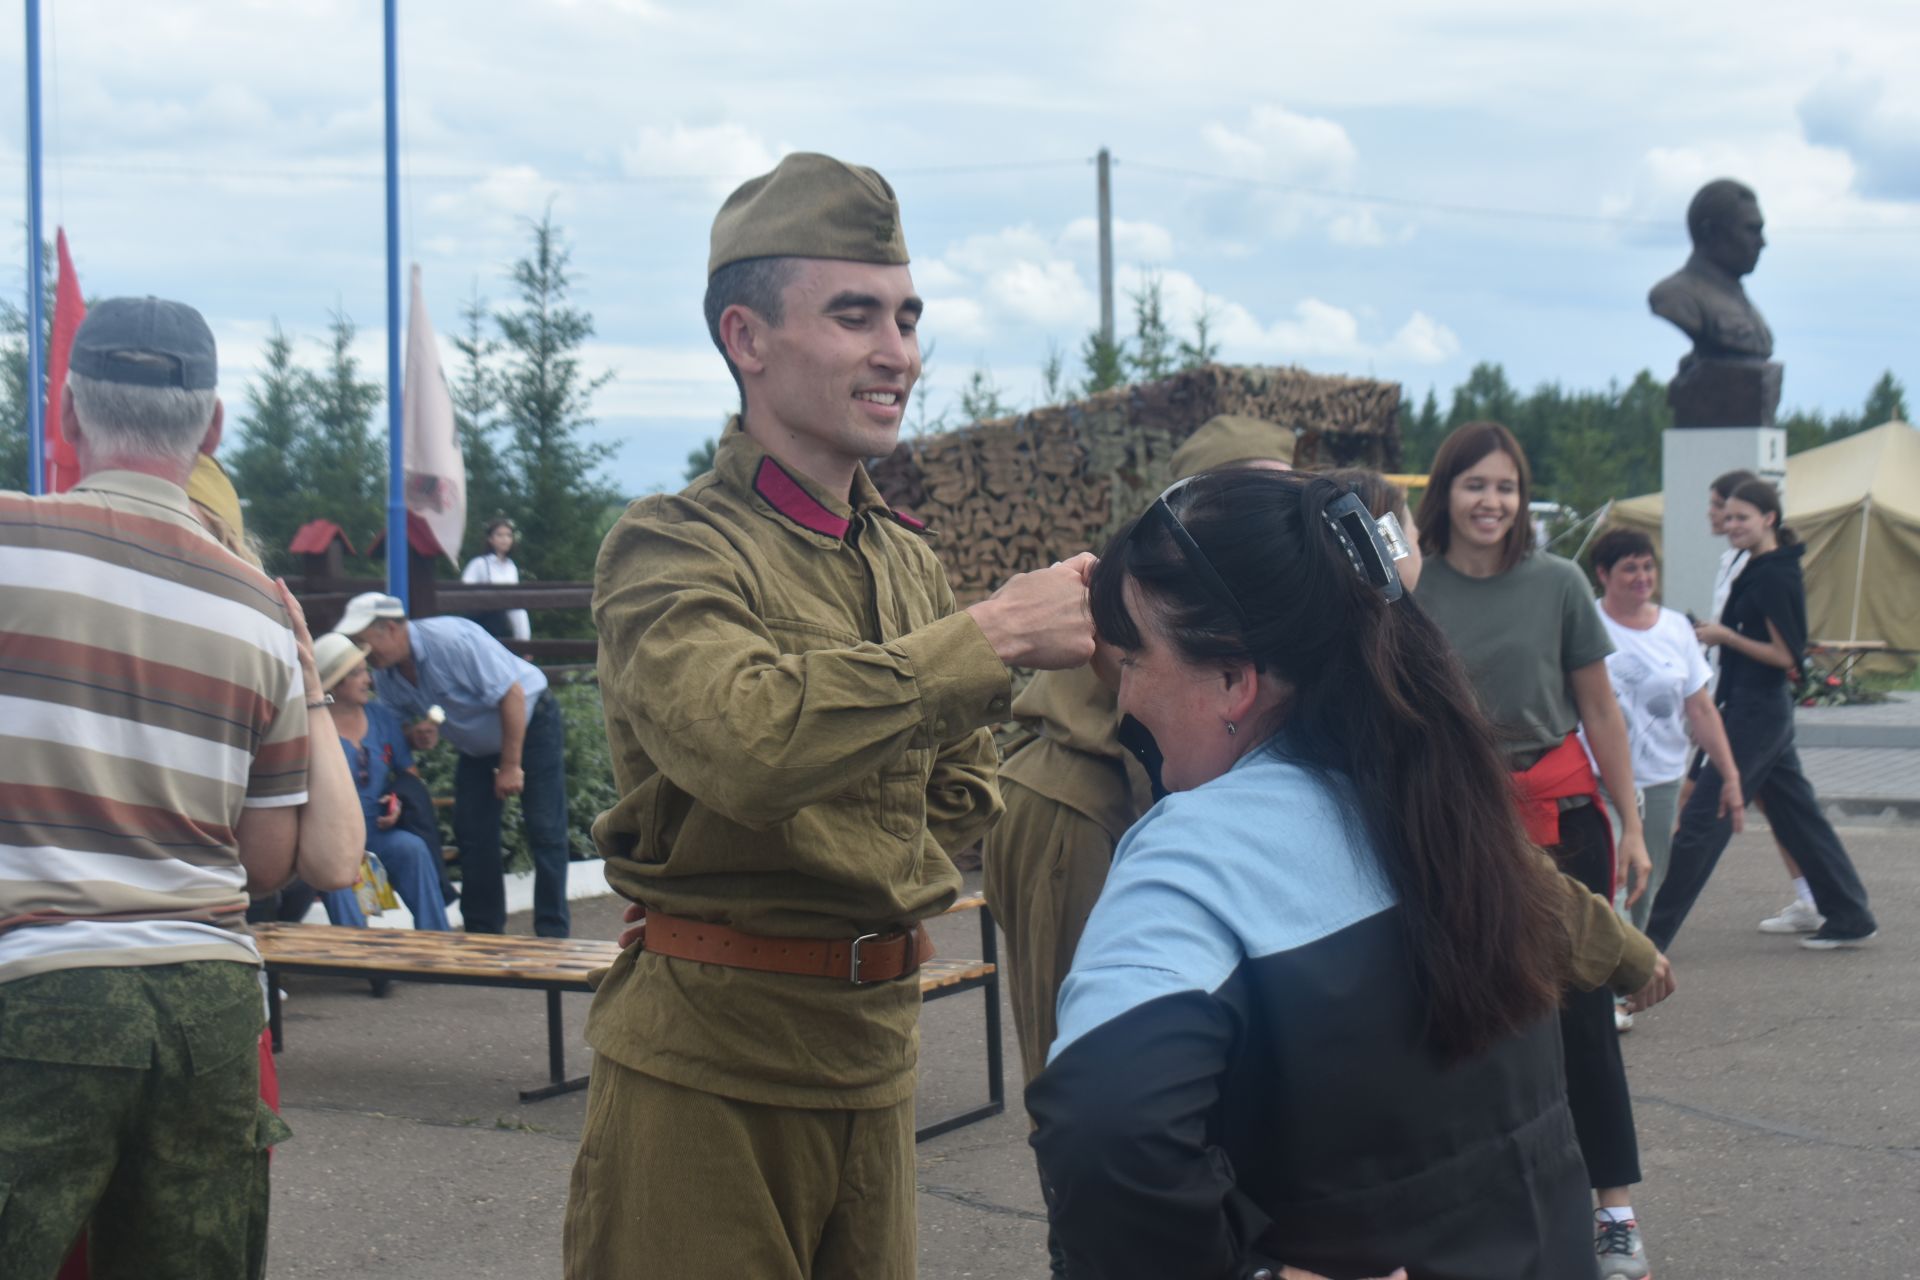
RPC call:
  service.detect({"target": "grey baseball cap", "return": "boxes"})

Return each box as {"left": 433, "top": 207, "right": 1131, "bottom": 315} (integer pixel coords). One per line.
{"left": 69, "top": 296, "right": 218, "bottom": 390}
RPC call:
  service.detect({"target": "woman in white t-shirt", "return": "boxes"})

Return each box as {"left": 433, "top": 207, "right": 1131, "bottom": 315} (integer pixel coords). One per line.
{"left": 461, "top": 517, "right": 531, "bottom": 642}
{"left": 1590, "top": 529, "right": 1743, "bottom": 934}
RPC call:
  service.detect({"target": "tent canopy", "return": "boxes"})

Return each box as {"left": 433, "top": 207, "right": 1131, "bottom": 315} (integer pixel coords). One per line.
{"left": 1599, "top": 420, "right": 1920, "bottom": 671}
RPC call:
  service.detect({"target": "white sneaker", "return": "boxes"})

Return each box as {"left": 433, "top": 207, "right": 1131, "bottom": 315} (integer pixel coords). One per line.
{"left": 1758, "top": 899, "right": 1824, "bottom": 933}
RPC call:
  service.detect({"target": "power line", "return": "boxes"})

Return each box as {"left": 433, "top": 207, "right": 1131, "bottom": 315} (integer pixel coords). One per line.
{"left": 11, "top": 149, "right": 1915, "bottom": 237}
{"left": 1122, "top": 159, "right": 1918, "bottom": 237}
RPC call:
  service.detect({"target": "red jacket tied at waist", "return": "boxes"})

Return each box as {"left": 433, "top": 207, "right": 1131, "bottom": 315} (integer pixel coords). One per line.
{"left": 1510, "top": 733, "right": 1602, "bottom": 848}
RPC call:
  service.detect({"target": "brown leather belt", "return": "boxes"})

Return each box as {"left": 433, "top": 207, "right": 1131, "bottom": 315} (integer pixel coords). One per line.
{"left": 640, "top": 910, "right": 934, "bottom": 984}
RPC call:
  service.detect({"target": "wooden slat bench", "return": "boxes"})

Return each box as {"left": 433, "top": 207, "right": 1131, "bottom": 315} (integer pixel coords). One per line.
{"left": 258, "top": 894, "right": 1004, "bottom": 1142}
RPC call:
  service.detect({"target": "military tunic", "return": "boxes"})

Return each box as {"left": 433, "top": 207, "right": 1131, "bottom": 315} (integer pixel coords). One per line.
{"left": 981, "top": 665, "right": 1153, "bottom": 1087}
{"left": 585, "top": 420, "right": 1010, "bottom": 1109}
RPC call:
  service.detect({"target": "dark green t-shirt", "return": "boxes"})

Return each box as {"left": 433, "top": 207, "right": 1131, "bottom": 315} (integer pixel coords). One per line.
{"left": 1415, "top": 551, "right": 1614, "bottom": 766}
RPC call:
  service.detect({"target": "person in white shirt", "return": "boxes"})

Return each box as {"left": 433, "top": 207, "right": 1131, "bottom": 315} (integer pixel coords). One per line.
{"left": 461, "top": 517, "right": 531, "bottom": 642}
{"left": 1590, "top": 530, "right": 1744, "bottom": 949}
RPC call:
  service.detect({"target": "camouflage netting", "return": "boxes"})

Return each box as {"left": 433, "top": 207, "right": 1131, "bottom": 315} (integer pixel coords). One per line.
{"left": 871, "top": 363, "right": 1402, "bottom": 603}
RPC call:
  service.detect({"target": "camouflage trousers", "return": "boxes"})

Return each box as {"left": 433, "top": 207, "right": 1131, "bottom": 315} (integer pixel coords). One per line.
{"left": 0, "top": 960, "right": 290, "bottom": 1280}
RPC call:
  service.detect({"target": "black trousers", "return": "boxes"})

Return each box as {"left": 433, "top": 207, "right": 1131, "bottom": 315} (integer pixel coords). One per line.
{"left": 1551, "top": 802, "right": 1642, "bottom": 1191}
{"left": 1647, "top": 684, "right": 1876, "bottom": 951}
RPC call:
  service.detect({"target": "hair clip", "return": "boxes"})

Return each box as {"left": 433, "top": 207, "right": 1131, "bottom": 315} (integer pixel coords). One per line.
{"left": 1322, "top": 493, "right": 1406, "bottom": 603}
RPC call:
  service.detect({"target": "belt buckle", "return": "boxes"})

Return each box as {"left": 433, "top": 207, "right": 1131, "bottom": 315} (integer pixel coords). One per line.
{"left": 848, "top": 932, "right": 883, "bottom": 984}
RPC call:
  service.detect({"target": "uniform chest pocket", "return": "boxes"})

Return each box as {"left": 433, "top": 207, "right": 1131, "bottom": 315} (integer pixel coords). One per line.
{"left": 878, "top": 751, "right": 931, "bottom": 842}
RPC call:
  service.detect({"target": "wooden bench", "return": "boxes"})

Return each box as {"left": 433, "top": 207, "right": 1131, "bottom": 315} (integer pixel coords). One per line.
{"left": 258, "top": 894, "right": 1004, "bottom": 1142}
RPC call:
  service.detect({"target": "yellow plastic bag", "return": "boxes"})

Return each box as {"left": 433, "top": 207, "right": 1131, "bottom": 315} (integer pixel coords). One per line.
{"left": 352, "top": 851, "right": 400, "bottom": 916}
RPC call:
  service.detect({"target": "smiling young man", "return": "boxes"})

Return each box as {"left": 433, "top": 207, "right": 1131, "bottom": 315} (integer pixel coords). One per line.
{"left": 567, "top": 153, "right": 1096, "bottom": 1279}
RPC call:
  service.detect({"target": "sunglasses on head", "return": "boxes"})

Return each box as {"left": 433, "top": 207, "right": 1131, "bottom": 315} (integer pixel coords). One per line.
{"left": 1137, "top": 476, "right": 1408, "bottom": 619}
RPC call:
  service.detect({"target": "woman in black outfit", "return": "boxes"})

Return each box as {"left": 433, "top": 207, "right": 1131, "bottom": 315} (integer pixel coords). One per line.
{"left": 1646, "top": 479, "right": 1878, "bottom": 951}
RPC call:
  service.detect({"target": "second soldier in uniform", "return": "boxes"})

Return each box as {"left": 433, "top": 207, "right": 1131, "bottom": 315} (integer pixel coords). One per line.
{"left": 564, "top": 153, "right": 1096, "bottom": 1278}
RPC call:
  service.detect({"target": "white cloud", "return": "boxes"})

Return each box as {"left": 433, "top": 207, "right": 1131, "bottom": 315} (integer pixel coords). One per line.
{"left": 920, "top": 296, "right": 991, "bottom": 346}
{"left": 1798, "top": 66, "right": 1920, "bottom": 200}
{"left": 621, "top": 122, "right": 783, "bottom": 197}
{"left": 1383, "top": 312, "right": 1461, "bottom": 364}
{"left": 1599, "top": 137, "right": 1884, "bottom": 244}
{"left": 428, "top": 164, "right": 560, "bottom": 223}
{"left": 1060, "top": 215, "right": 1175, "bottom": 262}
{"left": 1202, "top": 105, "right": 1358, "bottom": 187}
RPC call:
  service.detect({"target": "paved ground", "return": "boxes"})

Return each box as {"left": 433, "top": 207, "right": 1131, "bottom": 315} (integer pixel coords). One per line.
{"left": 1799, "top": 692, "right": 1920, "bottom": 818}
{"left": 265, "top": 821, "right": 1919, "bottom": 1279}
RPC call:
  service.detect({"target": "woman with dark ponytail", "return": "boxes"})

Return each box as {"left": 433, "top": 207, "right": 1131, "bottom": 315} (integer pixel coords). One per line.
{"left": 1646, "top": 478, "right": 1878, "bottom": 951}
{"left": 1029, "top": 470, "right": 1617, "bottom": 1279}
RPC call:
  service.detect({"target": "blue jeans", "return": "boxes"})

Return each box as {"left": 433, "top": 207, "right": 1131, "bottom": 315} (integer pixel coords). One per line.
{"left": 453, "top": 691, "right": 571, "bottom": 937}
{"left": 320, "top": 827, "right": 453, "bottom": 931}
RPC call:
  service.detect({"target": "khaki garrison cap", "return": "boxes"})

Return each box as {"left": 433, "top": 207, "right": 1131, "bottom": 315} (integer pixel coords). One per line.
{"left": 708, "top": 152, "right": 910, "bottom": 277}
{"left": 1169, "top": 414, "right": 1298, "bottom": 479}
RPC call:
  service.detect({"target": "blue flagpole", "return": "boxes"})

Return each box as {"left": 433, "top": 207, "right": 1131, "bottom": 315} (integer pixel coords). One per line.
{"left": 383, "top": 0, "right": 408, "bottom": 602}
{"left": 24, "top": 0, "right": 46, "bottom": 496}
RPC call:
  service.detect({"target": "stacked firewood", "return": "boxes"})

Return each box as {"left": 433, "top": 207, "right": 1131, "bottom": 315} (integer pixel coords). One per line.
{"left": 871, "top": 363, "right": 1401, "bottom": 603}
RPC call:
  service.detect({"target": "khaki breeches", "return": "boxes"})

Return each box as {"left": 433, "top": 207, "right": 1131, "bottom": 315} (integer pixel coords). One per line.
{"left": 980, "top": 780, "right": 1118, "bottom": 1089}
{"left": 563, "top": 1058, "right": 916, "bottom": 1280}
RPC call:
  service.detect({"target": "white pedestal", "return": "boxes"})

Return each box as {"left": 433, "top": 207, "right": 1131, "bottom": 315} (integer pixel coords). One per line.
{"left": 1661, "top": 427, "right": 1787, "bottom": 618}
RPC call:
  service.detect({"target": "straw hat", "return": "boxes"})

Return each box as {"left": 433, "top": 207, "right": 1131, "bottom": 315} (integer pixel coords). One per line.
{"left": 314, "top": 632, "right": 371, "bottom": 692}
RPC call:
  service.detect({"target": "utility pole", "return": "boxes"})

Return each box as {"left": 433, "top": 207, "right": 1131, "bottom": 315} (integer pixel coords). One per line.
{"left": 1096, "top": 146, "right": 1114, "bottom": 348}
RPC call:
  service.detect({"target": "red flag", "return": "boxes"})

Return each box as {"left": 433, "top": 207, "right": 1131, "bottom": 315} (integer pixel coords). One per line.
{"left": 44, "top": 229, "right": 85, "bottom": 493}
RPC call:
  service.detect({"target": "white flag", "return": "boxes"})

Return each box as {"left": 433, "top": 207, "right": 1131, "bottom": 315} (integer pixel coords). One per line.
{"left": 402, "top": 264, "right": 466, "bottom": 566}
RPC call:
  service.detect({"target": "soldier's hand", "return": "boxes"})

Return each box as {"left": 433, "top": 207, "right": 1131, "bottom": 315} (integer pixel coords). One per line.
{"left": 617, "top": 902, "right": 646, "bottom": 950}
{"left": 1627, "top": 952, "right": 1676, "bottom": 1014}
{"left": 965, "top": 553, "right": 1097, "bottom": 671}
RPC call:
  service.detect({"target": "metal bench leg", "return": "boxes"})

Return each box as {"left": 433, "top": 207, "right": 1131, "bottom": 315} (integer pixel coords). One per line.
{"left": 267, "top": 969, "right": 284, "bottom": 1053}
{"left": 519, "top": 989, "right": 590, "bottom": 1103}
{"left": 914, "top": 905, "right": 1008, "bottom": 1143}
{"left": 982, "top": 905, "right": 1005, "bottom": 1112}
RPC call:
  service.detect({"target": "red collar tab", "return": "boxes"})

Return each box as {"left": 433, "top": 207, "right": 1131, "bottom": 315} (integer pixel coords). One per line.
{"left": 891, "top": 509, "right": 928, "bottom": 532}
{"left": 753, "top": 457, "right": 851, "bottom": 540}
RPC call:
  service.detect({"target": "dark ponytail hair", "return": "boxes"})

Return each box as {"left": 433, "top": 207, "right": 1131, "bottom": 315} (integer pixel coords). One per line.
{"left": 1091, "top": 471, "right": 1568, "bottom": 1062}
{"left": 1729, "top": 478, "right": 1798, "bottom": 547}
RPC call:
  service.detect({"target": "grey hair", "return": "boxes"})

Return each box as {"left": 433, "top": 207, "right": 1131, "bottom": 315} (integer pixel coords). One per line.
{"left": 66, "top": 367, "right": 218, "bottom": 463}
{"left": 703, "top": 256, "right": 800, "bottom": 409}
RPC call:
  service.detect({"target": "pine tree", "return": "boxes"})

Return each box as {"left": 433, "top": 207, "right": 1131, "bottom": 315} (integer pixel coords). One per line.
{"left": 1127, "top": 274, "right": 1176, "bottom": 382}
{"left": 1, "top": 242, "right": 55, "bottom": 490}
{"left": 452, "top": 283, "right": 514, "bottom": 555}
{"left": 1860, "top": 371, "right": 1909, "bottom": 430}
{"left": 958, "top": 366, "right": 1012, "bottom": 423}
{"left": 296, "top": 312, "right": 386, "bottom": 550}
{"left": 1039, "top": 340, "right": 1067, "bottom": 406}
{"left": 226, "top": 323, "right": 311, "bottom": 569}
{"left": 1178, "top": 298, "right": 1221, "bottom": 371}
{"left": 1080, "top": 329, "right": 1128, "bottom": 397}
{"left": 494, "top": 212, "right": 618, "bottom": 584}
{"left": 684, "top": 436, "right": 718, "bottom": 482}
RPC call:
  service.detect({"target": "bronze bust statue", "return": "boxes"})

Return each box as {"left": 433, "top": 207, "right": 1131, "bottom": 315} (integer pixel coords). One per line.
{"left": 1650, "top": 179, "right": 1781, "bottom": 426}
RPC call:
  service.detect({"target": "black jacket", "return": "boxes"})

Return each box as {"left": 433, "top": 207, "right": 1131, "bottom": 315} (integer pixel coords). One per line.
{"left": 1718, "top": 542, "right": 1808, "bottom": 702}
{"left": 1028, "top": 751, "right": 1592, "bottom": 1280}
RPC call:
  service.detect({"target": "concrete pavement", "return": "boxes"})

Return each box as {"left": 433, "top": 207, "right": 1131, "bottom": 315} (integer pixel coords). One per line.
{"left": 264, "top": 820, "right": 1917, "bottom": 1279}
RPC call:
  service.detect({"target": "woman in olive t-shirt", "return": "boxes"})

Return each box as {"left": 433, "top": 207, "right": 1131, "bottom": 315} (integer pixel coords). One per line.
{"left": 1412, "top": 422, "right": 1659, "bottom": 1276}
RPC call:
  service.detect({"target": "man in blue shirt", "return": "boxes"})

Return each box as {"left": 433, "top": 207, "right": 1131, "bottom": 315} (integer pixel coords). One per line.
{"left": 336, "top": 593, "right": 571, "bottom": 937}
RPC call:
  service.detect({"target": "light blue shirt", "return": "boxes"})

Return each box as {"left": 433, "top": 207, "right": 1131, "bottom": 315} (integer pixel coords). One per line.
{"left": 371, "top": 616, "right": 547, "bottom": 757}
{"left": 1049, "top": 742, "right": 1396, "bottom": 1064}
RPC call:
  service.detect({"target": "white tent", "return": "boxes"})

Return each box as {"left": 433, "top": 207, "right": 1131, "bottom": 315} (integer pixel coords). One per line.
{"left": 1599, "top": 421, "right": 1920, "bottom": 669}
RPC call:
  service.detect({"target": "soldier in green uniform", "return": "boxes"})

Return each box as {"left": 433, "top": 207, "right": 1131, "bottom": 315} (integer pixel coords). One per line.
{"left": 982, "top": 413, "right": 1297, "bottom": 1101}
{"left": 564, "top": 152, "right": 1097, "bottom": 1280}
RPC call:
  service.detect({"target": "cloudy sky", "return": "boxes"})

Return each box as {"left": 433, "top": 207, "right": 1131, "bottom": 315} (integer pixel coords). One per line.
{"left": 4, "top": 0, "right": 1917, "bottom": 501}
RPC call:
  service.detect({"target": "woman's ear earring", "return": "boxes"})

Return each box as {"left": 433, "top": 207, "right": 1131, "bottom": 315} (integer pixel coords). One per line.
{"left": 1225, "top": 721, "right": 1237, "bottom": 737}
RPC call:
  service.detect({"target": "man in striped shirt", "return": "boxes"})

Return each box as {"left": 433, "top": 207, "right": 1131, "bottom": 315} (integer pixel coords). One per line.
{"left": 0, "top": 296, "right": 358, "bottom": 1278}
